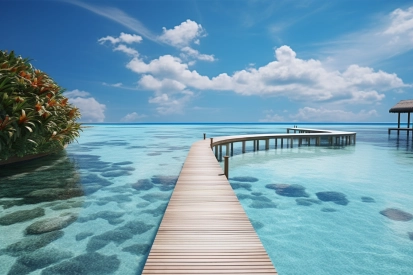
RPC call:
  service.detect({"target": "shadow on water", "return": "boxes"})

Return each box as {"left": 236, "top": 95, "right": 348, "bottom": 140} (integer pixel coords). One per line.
{"left": 0, "top": 151, "right": 84, "bottom": 206}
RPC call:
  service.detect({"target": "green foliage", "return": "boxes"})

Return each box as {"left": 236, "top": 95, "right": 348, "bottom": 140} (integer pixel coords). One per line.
{"left": 0, "top": 50, "right": 81, "bottom": 160}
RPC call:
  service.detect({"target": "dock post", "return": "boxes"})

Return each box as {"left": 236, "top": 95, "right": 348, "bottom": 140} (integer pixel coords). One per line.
{"left": 317, "top": 137, "right": 321, "bottom": 146}
{"left": 215, "top": 146, "right": 218, "bottom": 159}
{"left": 242, "top": 141, "right": 246, "bottom": 153}
{"left": 281, "top": 138, "right": 284, "bottom": 148}
{"left": 253, "top": 140, "right": 256, "bottom": 151}
{"left": 210, "top": 138, "right": 213, "bottom": 149}
{"left": 231, "top": 143, "right": 233, "bottom": 156}
{"left": 224, "top": 156, "right": 229, "bottom": 179}
{"left": 291, "top": 138, "right": 293, "bottom": 148}
{"left": 204, "top": 133, "right": 206, "bottom": 140}
{"left": 257, "top": 140, "right": 260, "bottom": 151}
{"left": 275, "top": 138, "right": 277, "bottom": 148}
{"left": 307, "top": 138, "right": 310, "bottom": 146}
{"left": 265, "top": 139, "right": 269, "bottom": 150}
{"left": 398, "top": 113, "right": 401, "bottom": 135}
{"left": 219, "top": 145, "right": 222, "bottom": 162}
{"left": 226, "top": 144, "right": 230, "bottom": 156}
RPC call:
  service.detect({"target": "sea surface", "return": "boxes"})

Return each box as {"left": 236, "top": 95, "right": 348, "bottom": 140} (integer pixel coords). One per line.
{"left": 0, "top": 123, "right": 412, "bottom": 274}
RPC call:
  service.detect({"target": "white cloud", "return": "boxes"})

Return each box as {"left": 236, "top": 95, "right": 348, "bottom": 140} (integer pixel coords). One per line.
{"left": 98, "top": 32, "right": 143, "bottom": 45}
{"left": 139, "top": 75, "right": 186, "bottom": 93}
{"left": 120, "top": 112, "right": 146, "bottom": 122}
{"left": 384, "top": 7, "right": 413, "bottom": 35}
{"left": 113, "top": 44, "right": 139, "bottom": 56}
{"left": 180, "top": 47, "right": 215, "bottom": 62}
{"left": 126, "top": 45, "right": 407, "bottom": 115}
{"left": 119, "top": 32, "right": 143, "bottom": 44}
{"left": 290, "top": 107, "right": 378, "bottom": 122}
{"left": 321, "top": 6, "right": 413, "bottom": 68}
{"left": 65, "top": 89, "right": 106, "bottom": 122}
{"left": 64, "top": 89, "right": 90, "bottom": 98}
{"left": 149, "top": 93, "right": 193, "bottom": 115}
{"left": 158, "top": 19, "right": 205, "bottom": 47}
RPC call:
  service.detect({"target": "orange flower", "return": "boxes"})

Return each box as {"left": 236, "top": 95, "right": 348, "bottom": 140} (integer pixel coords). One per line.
{"left": 18, "top": 110, "right": 28, "bottom": 124}
{"left": 47, "top": 99, "right": 57, "bottom": 107}
{"left": 0, "top": 115, "right": 10, "bottom": 130}
{"left": 68, "top": 108, "right": 78, "bottom": 119}
{"left": 15, "top": 97, "right": 24, "bottom": 103}
{"left": 61, "top": 98, "right": 68, "bottom": 106}
{"left": 35, "top": 102, "right": 42, "bottom": 112}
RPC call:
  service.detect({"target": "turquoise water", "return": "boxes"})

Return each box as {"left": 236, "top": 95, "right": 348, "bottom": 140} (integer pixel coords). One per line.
{"left": 0, "top": 124, "right": 412, "bottom": 274}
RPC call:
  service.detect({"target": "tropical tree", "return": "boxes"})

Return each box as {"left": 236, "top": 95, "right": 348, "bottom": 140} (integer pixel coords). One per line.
{"left": 0, "top": 50, "right": 81, "bottom": 160}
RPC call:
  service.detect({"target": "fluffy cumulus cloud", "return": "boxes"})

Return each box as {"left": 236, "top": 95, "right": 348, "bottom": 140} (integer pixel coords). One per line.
{"left": 98, "top": 32, "right": 142, "bottom": 57}
{"left": 98, "top": 32, "right": 143, "bottom": 44}
{"left": 126, "top": 45, "right": 407, "bottom": 105}
{"left": 97, "top": 16, "right": 409, "bottom": 117}
{"left": 180, "top": 46, "right": 215, "bottom": 62}
{"left": 158, "top": 19, "right": 205, "bottom": 47}
{"left": 120, "top": 112, "right": 146, "bottom": 122}
{"left": 64, "top": 89, "right": 106, "bottom": 122}
{"left": 113, "top": 44, "right": 139, "bottom": 56}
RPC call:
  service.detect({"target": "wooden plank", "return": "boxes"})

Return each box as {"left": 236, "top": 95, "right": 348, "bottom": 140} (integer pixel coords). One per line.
{"left": 142, "top": 139, "right": 277, "bottom": 274}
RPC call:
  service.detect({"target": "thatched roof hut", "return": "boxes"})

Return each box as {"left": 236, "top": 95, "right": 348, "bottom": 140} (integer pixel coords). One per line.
{"left": 388, "top": 100, "right": 413, "bottom": 135}
{"left": 389, "top": 100, "right": 413, "bottom": 113}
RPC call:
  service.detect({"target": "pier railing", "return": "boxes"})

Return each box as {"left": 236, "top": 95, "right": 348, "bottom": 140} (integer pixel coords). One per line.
{"left": 208, "top": 128, "right": 356, "bottom": 178}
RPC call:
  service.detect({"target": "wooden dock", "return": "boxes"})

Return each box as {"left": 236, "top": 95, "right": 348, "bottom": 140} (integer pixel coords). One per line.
{"left": 388, "top": 127, "right": 413, "bottom": 134}
{"left": 142, "top": 128, "right": 356, "bottom": 274}
{"left": 142, "top": 139, "right": 277, "bottom": 274}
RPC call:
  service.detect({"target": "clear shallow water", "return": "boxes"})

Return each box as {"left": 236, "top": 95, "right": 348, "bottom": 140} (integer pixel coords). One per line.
{"left": 0, "top": 124, "right": 412, "bottom": 274}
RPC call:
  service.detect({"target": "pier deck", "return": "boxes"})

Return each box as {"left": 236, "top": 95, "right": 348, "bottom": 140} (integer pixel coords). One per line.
{"left": 143, "top": 128, "right": 356, "bottom": 274}
{"left": 142, "top": 139, "right": 277, "bottom": 274}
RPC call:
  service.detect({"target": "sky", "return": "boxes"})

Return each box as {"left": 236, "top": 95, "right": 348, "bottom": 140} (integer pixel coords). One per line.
{"left": 2, "top": 0, "right": 413, "bottom": 123}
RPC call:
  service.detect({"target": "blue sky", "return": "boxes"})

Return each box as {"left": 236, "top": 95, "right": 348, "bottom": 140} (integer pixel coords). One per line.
{"left": 2, "top": 0, "right": 413, "bottom": 123}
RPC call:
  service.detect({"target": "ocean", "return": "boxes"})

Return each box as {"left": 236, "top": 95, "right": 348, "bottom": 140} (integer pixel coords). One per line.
{"left": 0, "top": 123, "right": 412, "bottom": 274}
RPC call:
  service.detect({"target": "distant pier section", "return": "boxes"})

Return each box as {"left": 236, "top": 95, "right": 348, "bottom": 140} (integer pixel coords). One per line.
{"left": 210, "top": 127, "right": 356, "bottom": 163}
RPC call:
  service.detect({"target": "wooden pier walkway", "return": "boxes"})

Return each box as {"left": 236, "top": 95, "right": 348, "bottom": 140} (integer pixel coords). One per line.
{"left": 142, "top": 138, "right": 277, "bottom": 274}
{"left": 142, "top": 128, "right": 356, "bottom": 274}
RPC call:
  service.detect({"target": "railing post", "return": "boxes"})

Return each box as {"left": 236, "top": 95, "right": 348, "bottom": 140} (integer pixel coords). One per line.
{"left": 226, "top": 144, "right": 230, "bottom": 156}
{"left": 224, "top": 156, "right": 229, "bottom": 179}
{"left": 242, "top": 141, "right": 246, "bottom": 153}
{"left": 204, "top": 133, "right": 206, "bottom": 140}
{"left": 210, "top": 138, "right": 213, "bottom": 149}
